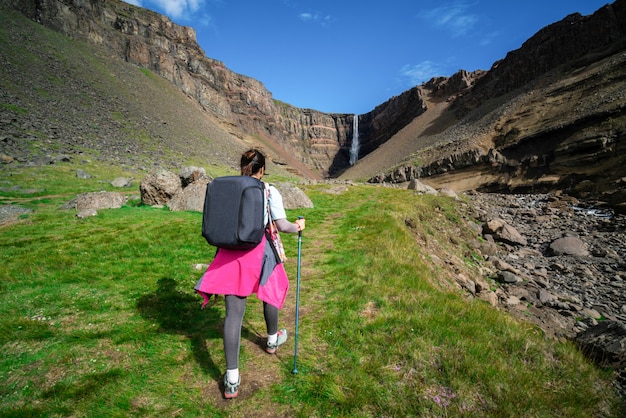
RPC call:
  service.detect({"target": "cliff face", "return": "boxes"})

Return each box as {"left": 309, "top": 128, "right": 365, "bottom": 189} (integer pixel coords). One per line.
{"left": 453, "top": 3, "right": 626, "bottom": 117}
{"left": 4, "top": 0, "right": 626, "bottom": 210}
{"left": 349, "top": 87, "right": 428, "bottom": 175}
{"left": 3, "top": 0, "right": 478, "bottom": 178}
{"left": 364, "top": 0, "right": 626, "bottom": 212}
{"left": 5, "top": 0, "right": 353, "bottom": 178}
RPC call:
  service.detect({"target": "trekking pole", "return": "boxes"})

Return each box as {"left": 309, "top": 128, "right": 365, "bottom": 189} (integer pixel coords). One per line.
{"left": 292, "top": 217, "right": 303, "bottom": 374}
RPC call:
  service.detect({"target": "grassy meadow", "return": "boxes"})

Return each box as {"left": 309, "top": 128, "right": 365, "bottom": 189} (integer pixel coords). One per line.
{"left": 0, "top": 162, "right": 624, "bottom": 417}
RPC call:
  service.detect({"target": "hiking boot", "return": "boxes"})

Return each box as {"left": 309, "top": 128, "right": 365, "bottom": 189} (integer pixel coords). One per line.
{"left": 266, "top": 328, "right": 288, "bottom": 354}
{"left": 223, "top": 374, "right": 240, "bottom": 399}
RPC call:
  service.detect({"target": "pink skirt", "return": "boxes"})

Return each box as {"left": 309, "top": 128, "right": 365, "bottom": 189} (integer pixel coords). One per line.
{"left": 195, "top": 236, "right": 290, "bottom": 309}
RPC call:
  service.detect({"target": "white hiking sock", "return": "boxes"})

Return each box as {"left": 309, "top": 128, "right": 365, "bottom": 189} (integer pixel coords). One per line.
{"left": 267, "top": 333, "right": 278, "bottom": 345}
{"left": 226, "top": 368, "right": 239, "bottom": 384}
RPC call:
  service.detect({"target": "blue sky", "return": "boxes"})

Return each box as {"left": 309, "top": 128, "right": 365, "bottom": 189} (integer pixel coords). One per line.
{"left": 123, "top": 0, "right": 611, "bottom": 115}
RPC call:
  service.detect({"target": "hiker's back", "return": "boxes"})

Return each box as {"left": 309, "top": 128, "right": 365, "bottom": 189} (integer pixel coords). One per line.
{"left": 202, "top": 176, "right": 265, "bottom": 250}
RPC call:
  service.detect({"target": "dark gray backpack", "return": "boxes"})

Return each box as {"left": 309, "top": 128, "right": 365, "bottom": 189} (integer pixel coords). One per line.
{"left": 201, "top": 176, "right": 266, "bottom": 250}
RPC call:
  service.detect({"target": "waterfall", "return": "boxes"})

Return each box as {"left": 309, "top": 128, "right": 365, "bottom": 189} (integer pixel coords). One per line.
{"left": 349, "top": 114, "right": 359, "bottom": 165}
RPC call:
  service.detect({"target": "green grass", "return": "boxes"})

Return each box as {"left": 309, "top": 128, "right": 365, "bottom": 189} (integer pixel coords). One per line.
{"left": 0, "top": 165, "right": 623, "bottom": 417}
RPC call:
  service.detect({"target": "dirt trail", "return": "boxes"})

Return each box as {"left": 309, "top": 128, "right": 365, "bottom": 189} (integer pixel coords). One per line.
{"left": 206, "top": 212, "right": 336, "bottom": 415}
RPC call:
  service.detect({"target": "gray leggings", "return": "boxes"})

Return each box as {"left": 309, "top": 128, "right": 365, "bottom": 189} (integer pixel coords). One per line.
{"left": 224, "top": 295, "right": 279, "bottom": 369}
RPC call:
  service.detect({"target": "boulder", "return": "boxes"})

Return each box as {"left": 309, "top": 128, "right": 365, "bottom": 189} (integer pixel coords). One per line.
{"left": 575, "top": 320, "right": 626, "bottom": 368}
{"left": 491, "top": 257, "right": 521, "bottom": 275}
{"left": 273, "top": 183, "right": 314, "bottom": 210}
{"left": 483, "top": 218, "right": 527, "bottom": 246}
{"left": 497, "top": 223, "right": 528, "bottom": 246}
{"left": 496, "top": 271, "right": 521, "bottom": 284}
{"left": 408, "top": 179, "right": 437, "bottom": 195}
{"left": 0, "top": 204, "right": 32, "bottom": 225}
{"left": 167, "top": 179, "right": 209, "bottom": 212}
{"left": 77, "top": 169, "right": 92, "bottom": 179}
{"left": 483, "top": 218, "right": 506, "bottom": 235}
{"left": 538, "top": 289, "right": 555, "bottom": 305}
{"left": 180, "top": 166, "right": 207, "bottom": 187}
{"left": 111, "top": 177, "right": 132, "bottom": 187}
{"left": 548, "top": 236, "right": 589, "bottom": 257}
{"left": 478, "top": 291, "right": 499, "bottom": 307}
{"left": 74, "top": 191, "right": 126, "bottom": 210}
{"left": 140, "top": 169, "right": 182, "bottom": 206}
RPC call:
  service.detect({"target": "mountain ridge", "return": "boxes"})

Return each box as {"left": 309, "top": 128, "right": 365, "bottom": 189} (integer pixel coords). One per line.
{"left": 1, "top": 0, "right": 625, "bottom": 211}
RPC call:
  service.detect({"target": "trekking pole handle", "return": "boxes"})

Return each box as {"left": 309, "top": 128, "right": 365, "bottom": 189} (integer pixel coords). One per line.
{"left": 297, "top": 216, "right": 304, "bottom": 237}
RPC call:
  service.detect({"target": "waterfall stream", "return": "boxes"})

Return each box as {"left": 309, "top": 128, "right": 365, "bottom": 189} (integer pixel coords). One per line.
{"left": 349, "top": 114, "right": 359, "bottom": 165}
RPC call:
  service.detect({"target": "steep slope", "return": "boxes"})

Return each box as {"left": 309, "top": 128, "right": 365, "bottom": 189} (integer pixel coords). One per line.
{"left": 342, "top": 93, "right": 453, "bottom": 181}
{"left": 0, "top": 5, "right": 267, "bottom": 174}
{"left": 2, "top": 0, "right": 344, "bottom": 178}
{"left": 2, "top": 0, "right": 625, "bottom": 212}
{"left": 349, "top": 0, "right": 626, "bottom": 211}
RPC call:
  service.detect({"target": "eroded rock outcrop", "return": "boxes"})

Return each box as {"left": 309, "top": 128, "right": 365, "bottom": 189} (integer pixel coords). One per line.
{"left": 4, "top": 0, "right": 625, "bottom": 204}
{"left": 366, "top": 1, "right": 626, "bottom": 212}
{"left": 140, "top": 169, "right": 182, "bottom": 206}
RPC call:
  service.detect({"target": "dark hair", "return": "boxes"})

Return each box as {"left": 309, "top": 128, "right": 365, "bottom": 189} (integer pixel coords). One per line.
{"left": 240, "top": 149, "right": 265, "bottom": 176}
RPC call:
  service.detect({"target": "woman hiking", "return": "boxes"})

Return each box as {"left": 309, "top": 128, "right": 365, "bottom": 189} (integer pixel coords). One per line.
{"left": 195, "top": 148, "right": 306, "bottom": 399}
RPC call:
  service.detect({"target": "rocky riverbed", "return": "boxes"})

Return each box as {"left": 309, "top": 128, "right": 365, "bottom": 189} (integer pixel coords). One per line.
{"left": 466, "top": 191, "right": 625, "bottom": 395}
{"left": 468, "top": 192, "right": 625, "bottom": 334}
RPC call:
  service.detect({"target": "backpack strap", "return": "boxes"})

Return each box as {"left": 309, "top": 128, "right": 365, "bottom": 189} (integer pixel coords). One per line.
{"left": 264, "top": 182, "right": 285, "bottom": 263}
{"left": 264, "top": 182, "right": 271, "bottom": 228}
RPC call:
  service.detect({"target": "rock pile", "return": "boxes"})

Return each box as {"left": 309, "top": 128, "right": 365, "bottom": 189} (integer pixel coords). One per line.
{"left": 467, "top": 191, "right": 625, "bottom": 394}
{"left": 138, "top": 168, "right": 314, "bottom": 212}
{"left": 139, "top": 167, "right": 210, "bottom": 212}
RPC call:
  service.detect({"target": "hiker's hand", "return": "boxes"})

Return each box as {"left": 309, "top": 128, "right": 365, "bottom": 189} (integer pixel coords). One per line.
{"left": 295, "top": 218, "right": 305, "bottom": 232}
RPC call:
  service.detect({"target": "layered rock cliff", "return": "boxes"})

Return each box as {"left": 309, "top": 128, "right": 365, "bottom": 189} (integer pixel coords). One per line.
{"left": 2, "top": 0, "right": 476, "bottom": 178}
{"left": 363, "top": 0, "right": 626, "bottom": 212}
{"left": 4, "top": 0, "right": 339, "bottom": 177}
{"left": 4, "top": 0, "right": 626, "bottom": 211}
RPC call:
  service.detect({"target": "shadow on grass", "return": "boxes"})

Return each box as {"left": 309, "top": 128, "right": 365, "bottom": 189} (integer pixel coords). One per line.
{"left": 136, "top": 277, "right": 223, "bottom": 381}
{"left": 42, "top": 369, "right": 126, "bottom": 401}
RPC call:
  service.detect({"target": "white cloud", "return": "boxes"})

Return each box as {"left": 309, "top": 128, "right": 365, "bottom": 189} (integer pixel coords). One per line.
{"left": 153, "top": 0, "right": 186, "bottom": 18}
{"left": 123, "top": 0, "right": 214, "bottom": 27}
{"left": 400, "top": 61, "right": 443, "bottom": 86}
{"left": 125, "top": 0, "right": 203, "bottom": 20}
{"left": 479, "top": 30, "right": 499, "bottom": 47}
{"left": 197, "top": 12, "right": 214, "bottom": 28}
{"left": 298, "top": 11, "right": 333, "bottom": 25}
{"left": 419, "top": 2, "right": 479, "bottom": 37}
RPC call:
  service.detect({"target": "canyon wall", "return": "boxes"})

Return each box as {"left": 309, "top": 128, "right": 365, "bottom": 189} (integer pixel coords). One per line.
{"left": 4, "top": 0, "right": 626, "bottom": 208}
{"left": 7, "top": 0, "right": 420, "bottom": 178}
{"left": 367, "top": 0, "right": 626, "bottom": 212}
